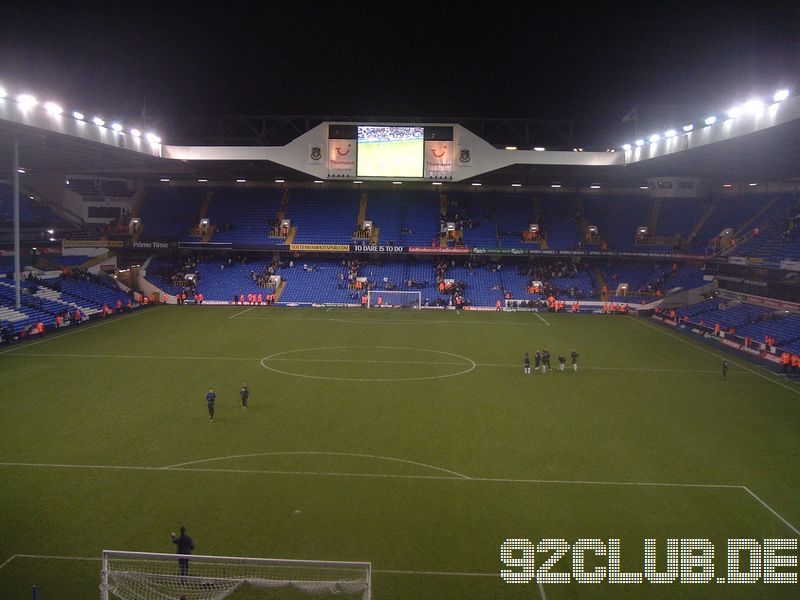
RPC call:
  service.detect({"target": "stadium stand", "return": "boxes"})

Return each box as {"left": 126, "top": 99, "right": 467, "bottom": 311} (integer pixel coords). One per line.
{"left": 137, "top": 187, "right": 206, "bottom": 239}
{"left": 287, "top": 189, "right": 360, "bottom": 244}
{"left": 582, "top": 196, "right": 653, "bottom": 251}
{"left": 203, "top": 188, "right": 283, "bottom": 246}
{"left": 539, "top": 196, "right": 581, "bottom": 251}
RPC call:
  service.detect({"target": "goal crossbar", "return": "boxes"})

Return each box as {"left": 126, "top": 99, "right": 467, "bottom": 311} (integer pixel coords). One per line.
{"left": 101, "top": 550, "right": 371, "bottom": 600}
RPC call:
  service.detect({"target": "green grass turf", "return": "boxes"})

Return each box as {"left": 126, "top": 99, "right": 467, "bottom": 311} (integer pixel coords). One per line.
{"left": 356, "top": 138, "right": 423, "bottom": 178}
{"left": 1, "top": 305, "right": 799, "bottom": 599}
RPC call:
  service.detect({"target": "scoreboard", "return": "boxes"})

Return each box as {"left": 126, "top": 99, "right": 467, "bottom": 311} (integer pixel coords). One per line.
{"left": 327, "top": 124, "right": 453, "bottom": 180}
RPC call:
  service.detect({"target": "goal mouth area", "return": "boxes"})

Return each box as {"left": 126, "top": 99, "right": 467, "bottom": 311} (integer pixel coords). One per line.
{"left": 366, "top": 290, "right": 422, "bottom": 309}
{"left": 101, "top": 551, "right": 371, "bottom": 600}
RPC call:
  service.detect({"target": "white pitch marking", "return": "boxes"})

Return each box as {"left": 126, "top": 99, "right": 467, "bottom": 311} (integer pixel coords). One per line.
{"left": 633, "top": 318, "right": 800, "bottom": 396}
{"left": 0, "top": 352, "right": 755, "bottom": 375}
{"left": 228, "top": 306, "right": 256, "bottom": 319}
{"left": 0, "top": 460, "right": 750, "bottom": 488}
{"left": 0, "top": 308, "right": 152, "bottom": 355}
{"left": 374, "top": 568, "right": 496, "bottom": 577}
{"left": 259, "top": 346, "right": 477, "bottom": 382}
{"left": 163, "top": 451, "right": 472, "bottom": 479}
{"left": 533, "top": 312, "right": 550, "bottom": 325}
{"left": 0, "top": 553, "right": 498, "bottom": 579}
{"left": 742, "top": 486, "right": 800, "bottom": 536}
{"left": 0, "top": 352, "right": 258, "bottom": 361}
{"left": 1, "top": 462, "right": 796, "bottom": 534}
{"left": 0, "top": 555, "right": 17, "bottom": 571}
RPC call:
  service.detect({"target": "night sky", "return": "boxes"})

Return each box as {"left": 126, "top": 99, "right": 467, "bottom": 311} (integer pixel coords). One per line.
{"left": 0, "top": 1, "right": 798, "bottom": 130}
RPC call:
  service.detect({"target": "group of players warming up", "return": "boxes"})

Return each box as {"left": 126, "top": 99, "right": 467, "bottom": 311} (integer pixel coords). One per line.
{"left": 524, "top": 350, "right": 579, "bottom": 374}
{"left": 205, "top": 383, "right": 250, "bottom": 421}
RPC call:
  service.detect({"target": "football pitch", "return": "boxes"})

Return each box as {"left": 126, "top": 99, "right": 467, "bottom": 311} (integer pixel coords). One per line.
{"left": 356, "top": 139, "right": 423, "bottom": 178}
{"left": 1, "top": 305, "right": 800, "bottom": 599}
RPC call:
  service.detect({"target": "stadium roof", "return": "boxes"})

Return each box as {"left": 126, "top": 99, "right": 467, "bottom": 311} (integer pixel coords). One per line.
{"left": 1, "top": 106, "right": 800, "bottom": 186}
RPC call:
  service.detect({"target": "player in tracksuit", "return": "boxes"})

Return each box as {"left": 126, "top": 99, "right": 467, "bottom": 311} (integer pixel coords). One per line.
{"left": 571, "top": 350, "right": 579, "bottom": 372}
{"left": 534, "top": 351, "right": 542, "bottom": 372}
{"left": 206, "top": 388, "right": 216, "bottom": 421}
{"left": 240, "top": 383, "right": 249, "bottom": 408}
{"left": 524, "top": 353, "right": 531, "bottom": 374}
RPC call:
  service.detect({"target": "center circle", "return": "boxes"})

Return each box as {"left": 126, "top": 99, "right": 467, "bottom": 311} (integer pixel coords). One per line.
{"left": 260, "top": 346, "right": 476, "bottom": 381}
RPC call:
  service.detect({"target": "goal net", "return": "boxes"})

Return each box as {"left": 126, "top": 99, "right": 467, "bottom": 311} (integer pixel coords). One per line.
{"left": 101, "top": 551, "right": 371, "bottom": 600}
{"left": 366, "top": 290, "right": 421, "bottom": 309}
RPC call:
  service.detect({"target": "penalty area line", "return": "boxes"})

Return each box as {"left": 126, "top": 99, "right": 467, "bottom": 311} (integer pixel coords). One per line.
{"left": 533, "top": 312, "right": 550, "bottom": 325}
{"left": 0, "top": 553, "right": 498, "bottom": 579}
{"left": 0, "top": 462, "right": 797, "bottom": 536}
{"left": 228, "top": 306, "right": 256, "bottom": 319}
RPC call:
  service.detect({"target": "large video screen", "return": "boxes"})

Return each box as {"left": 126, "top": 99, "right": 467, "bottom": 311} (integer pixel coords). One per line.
{"left": 357, "top": 126, "right": 424, "bottom": 178}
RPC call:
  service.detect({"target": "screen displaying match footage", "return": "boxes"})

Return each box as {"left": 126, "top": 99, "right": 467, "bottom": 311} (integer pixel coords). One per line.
{"left": 357, "top": 125, "right": 424, "bottom": 178}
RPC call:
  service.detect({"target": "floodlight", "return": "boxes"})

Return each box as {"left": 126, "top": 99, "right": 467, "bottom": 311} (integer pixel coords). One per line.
{"left": 727, "top": 105, "right": 743, "bottom": 119}
{"left": 648, "top": 134, "right": 660, "bottom": 143}
{"left": 274, "top": 179, "right": 284, "bottom": 183}
{"left": 44, "top": 102, "right": 63, "bottom": 115}
{"left": 551, "top": 184, "right": 562, "bottom": 188}
{"left": 635, "top": 139, "right": 644, "bottom": 147}
{"left": 111, "top": 123, "right": 124, "bottom": 132}
{"left": 590, "top": 185, "right": 601, "bottom": 189}
{"left": 145, "top": 132, "right": 161, "bottom": 143}
{"left": 130, "top": 128, "right": 141, "bottom": 137}
{"left": 73, "top": 111, "right": 85, "bottom": 120}
{"left": 505, "top": 146, "right": 517, "bottom": 151}
{"left": 704, "top": 116, "right": 716, "bottom": 126}
{"left": 622, "top": 143, "right": 632, "bottom": 151}
{"left": 160, "top": 178, "right": 170, "bottom": 182}
{"left": 432, "top": 182, "right": 443, "bottom": 186}
{"left": 93, "top": 116, "right": 105, "bottom": 126}
{"left": 392, "top": 181, "right": 402, "bottom": 185}
{"left": 682, "top": 124, "right": 694, "bottom": 132}
{"left": 313, "top": 180, "right": 323, "bottom": 184}
{"left": 664, "top": 129, "right": 677, "bottom": 138}
{"left": 744, "top": 99, "right": 764, "bottom": 115}
{"left": 533, "top": 147, "right": 546, "bottom": 152}
{"left": 773, "top": 89, "right": 790, "bottom": 102}
{"left": 471, "top": 182, "right": 482, "bottom": 186}
{"left": 511, "top": 183, "right": 522, "bottom": 187}
{"left": 17, "top": 94, "right": 38, "bottom": 109}
{"left": 197, "top": 179, "right": 208, "bottom": 182}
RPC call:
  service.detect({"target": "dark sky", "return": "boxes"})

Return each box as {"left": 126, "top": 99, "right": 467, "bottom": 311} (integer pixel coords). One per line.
{"left": 0, "top": 1, "right": 798, "bottom": 127}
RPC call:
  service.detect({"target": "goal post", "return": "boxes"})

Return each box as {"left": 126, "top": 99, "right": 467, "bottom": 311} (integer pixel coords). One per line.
{"left": 366, "top": 289, "right": 421, "bottom": 309}
{"left": 100, "top": 550, "right": 371, "bottom": 600}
